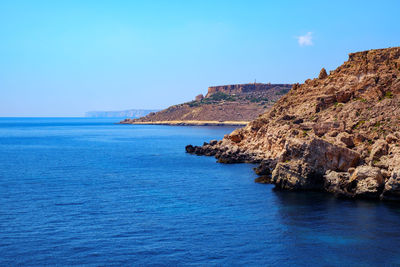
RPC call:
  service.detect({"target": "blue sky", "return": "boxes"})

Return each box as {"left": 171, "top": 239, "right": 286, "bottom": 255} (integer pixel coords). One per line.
{"left": 0, "top": 0, "right": 399, "bottom": 116}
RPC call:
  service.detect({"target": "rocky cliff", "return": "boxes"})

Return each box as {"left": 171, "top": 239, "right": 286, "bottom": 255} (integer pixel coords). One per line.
{"left": 206, "top": 83, "right": 291, "bottom": 97}
{"left": 121, "top": 83, "right": 292, "bottom": 125}
{"left": 186, "top": 47, "right": 400, "bottom": 201}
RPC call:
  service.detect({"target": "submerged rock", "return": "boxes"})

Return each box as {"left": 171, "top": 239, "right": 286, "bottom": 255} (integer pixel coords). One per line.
{"left": 254, "top": 176, "right": 272, "bottom": 184}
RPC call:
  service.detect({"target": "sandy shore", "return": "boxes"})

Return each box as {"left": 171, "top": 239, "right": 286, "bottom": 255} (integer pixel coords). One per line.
{"left": 120, "top": 120, "right": 249, "bottom": 126}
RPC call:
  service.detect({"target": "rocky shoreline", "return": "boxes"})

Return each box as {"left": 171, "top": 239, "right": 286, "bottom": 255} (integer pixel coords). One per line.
{"left": 186, "top": 138, "right": 397, "bottom": 201}
{"left": 186, "top": 47, "right": 400, "bottom": 202}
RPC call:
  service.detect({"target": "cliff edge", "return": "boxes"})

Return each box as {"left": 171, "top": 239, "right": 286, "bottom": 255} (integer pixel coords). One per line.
{"left": 187, "top": 47, "right": 400, "bottom": 201}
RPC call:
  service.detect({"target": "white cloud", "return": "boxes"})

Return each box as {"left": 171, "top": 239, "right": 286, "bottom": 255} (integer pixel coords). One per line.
{"left": 297, "top": 32, "right": 313, "bottom": 46}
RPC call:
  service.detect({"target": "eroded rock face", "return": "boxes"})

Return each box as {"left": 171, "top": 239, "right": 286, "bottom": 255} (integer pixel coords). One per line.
{"left": 280, "top": 138, "right": 360, "bottom": 172}
{"left": 186, "top": 47, "right": 400, "bottom": 201}
{"left": 350, "top": 166, "right": 384, "bottom": 199}
{"left": 253, "top": 160, "right": 275, "bottom": 176}
{"left": 381, "top": 169, "right": 400, "bottom": 201}
{"left": 324, "top": 170, "right": 352, "bottom": 198}
{"left": 272, "top": 161, "right": 323, "bottom": 190}
{"left": 370, "top": 140, "right": 389, "bottom": 161}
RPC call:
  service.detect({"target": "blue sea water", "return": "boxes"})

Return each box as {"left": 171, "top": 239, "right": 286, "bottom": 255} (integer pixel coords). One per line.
{"left": 1, "top": 118, "right": 400, "bottom": 266}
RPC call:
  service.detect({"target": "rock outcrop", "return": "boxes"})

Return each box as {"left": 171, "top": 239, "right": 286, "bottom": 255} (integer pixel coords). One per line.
{"left": 195, "top": 94, "right": 204, "bottom": 101}
{"left": 318, "top": 68, "right": 328, "bottom": 79}
{"left": 186, "top": 47, "right": 400, "bottom": 201}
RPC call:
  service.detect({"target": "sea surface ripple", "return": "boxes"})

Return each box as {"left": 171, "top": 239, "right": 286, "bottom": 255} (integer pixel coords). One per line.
{"left": 1, "top": 118, "right": 400, "bottom": 266}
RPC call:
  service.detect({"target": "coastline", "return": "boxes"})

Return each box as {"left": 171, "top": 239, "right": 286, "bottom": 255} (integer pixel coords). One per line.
{"left": 186, "top": 47, "right": 400, "bottom": 202}
{"left": 120, "top": 120, "right": 249, "bottom": 126}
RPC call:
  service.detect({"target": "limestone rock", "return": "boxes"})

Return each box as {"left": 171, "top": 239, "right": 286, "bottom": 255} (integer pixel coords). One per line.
{"left": 324, "top": 170, "right": 352, "bottom": 197}
{"left": 313, "top": 122, "right": 341, "bottom": 137}
{"left": 336, "top": 132, "right": 354, "bottom": 148}
{"left": 281, "top": 138, "right": 360, "bottom": 172}
{"left": 209, "top": 140, "right": 218, "bottom": 146}
{"left": 272, "top": 161, "right": 323, "bottom": 190}
{"left": 227, "top": 130, "right": 243, "bottom": 143}
{"left": 370, "top": 140, "right": 389, "bottom": 161}
{"left": 185, "top": 145, "right": 195, "bottom": 154}
{"left": 381, "top": 168, "right": 400, "bottom": 201}
{"left": 350, "top": 166, "right": 384, "bottom": 199}
{"left": 335, "top": 90, "right": 352, "bottom": 103}
{"left": 253, "top": 160, "right": 275, "bottom": 176}
{"left": 385, "top": 134, "right": 398, "bottom": 144}
{"left": 318, "top": 68, "right": 328, "bottom": 79}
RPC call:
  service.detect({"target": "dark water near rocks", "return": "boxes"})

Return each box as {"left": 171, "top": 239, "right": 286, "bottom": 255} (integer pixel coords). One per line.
{"left": 1, "top": 118, "right": 400, "bottom": 266}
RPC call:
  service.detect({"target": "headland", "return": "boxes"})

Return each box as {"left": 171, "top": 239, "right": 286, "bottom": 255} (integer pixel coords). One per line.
{"left": 187, "top": 47, "right": 400, "bottom": 202}
{"left": 120, "top": 83, "right": 292, "bottom": 126}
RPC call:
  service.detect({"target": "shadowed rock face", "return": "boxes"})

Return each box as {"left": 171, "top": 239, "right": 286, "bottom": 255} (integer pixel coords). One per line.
{"left": 186, "top": 47, "right": 400, "bottom": 201}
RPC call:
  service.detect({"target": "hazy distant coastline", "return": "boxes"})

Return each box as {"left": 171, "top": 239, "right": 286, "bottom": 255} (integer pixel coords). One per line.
{"left": 85, "top": 109, "right": 159, "bottom": 118}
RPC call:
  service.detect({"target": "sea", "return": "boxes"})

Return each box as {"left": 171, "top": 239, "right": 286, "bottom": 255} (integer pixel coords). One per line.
{"left": 1, "top": 117, "right": 400, "bottom": 266}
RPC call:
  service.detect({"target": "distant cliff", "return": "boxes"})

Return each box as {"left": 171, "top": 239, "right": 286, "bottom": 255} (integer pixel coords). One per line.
{"left": 86, "top": 109, "right": 159, "bottom": 118}
{"left": 121, "top": 83, "right": 292, "bottom": 125}
{"left": 206, "top": 83, "right": 291, "bottom": 97}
